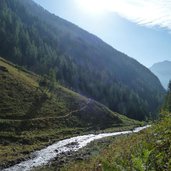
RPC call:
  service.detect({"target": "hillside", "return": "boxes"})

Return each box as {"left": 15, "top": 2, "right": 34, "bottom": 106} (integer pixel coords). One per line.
{"left": 0, "top": 0, "right": 165, "bottom": 120}
{"left": 150, "top": 60, "right": 171, "bottom": 89}
{"left": 0, "top": 57, "right": 138, "bottom": 168}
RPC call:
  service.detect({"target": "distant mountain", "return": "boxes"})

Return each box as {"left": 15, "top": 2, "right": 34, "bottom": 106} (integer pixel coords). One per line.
{"left": 0, "top": 0, "right": 165, "bottom": 120}
{"left": 150, "top": 61, "right": 171, "bottom": 89}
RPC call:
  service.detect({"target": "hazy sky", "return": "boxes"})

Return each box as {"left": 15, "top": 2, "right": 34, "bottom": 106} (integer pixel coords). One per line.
{"left": 33, "top": 0, "right": 171, "bottom": 67}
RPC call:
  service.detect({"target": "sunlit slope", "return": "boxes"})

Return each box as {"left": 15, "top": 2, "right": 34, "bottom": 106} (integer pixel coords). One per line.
{"left": 0, "top": 57, "right": 137, "bottom": 130}
{"left": 0, "top": 57, "right": 139, "bottom": 168}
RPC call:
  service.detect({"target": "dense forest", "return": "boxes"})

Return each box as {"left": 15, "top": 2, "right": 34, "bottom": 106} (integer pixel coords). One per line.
{"left": 0, "top": 0, "right": 165, "bottom": 120}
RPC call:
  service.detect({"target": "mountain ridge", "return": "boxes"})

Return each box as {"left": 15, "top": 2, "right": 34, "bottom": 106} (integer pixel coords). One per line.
{"left": 0, "top": 0, "right": 165, "bottom": 120}
{"left": 150, "top": 60, "right": 171, "bottom": 89}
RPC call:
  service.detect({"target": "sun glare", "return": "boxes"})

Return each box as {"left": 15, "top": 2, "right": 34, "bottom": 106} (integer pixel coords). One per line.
{"left": 75, "top": 0, "right": 107, "bottom": 15}
{"left": 75, "top": 0, "right": 126, "bottom": 16}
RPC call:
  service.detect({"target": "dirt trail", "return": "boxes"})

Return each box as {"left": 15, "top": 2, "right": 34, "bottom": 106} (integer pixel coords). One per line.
{"left": 1, "top": 99, "right": 92, "bottom": 122}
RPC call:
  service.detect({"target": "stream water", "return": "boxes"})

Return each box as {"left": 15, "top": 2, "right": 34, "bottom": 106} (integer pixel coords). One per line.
{"left": 3, "top": 125, "right": 151, "bottom": 171}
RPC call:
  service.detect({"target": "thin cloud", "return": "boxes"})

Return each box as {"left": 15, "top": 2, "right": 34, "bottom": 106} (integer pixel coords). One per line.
{"left": 104, "top": 0, "right": 171, "bottom": 30}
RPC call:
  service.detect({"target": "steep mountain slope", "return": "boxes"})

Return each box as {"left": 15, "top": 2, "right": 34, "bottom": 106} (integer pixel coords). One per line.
{"left": 150, "top": 60, "right": 171, "bottom": 89}
{"left": 0, "top": 57, "right": 137, "bottom": 168}
{"left": 0, "top": 0, "right": 165, "bottom": 120}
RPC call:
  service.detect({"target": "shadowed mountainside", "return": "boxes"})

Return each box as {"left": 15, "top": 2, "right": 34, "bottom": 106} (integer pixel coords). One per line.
{"left": 0, "top": 0, "right": 165, "bottom": 120}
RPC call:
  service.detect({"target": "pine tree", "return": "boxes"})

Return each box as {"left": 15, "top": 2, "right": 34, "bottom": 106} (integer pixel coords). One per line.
{"left": 163, "top": 80, "right": 171, "bottom": 112}
{"left": 168, "top": 80, "right": 171, "bottom": 112}
{"left": 48, "top": 68, "right": 56, "bottom": 91}
{"left": 168, "top": 80, "right": 171, "bottom": 92}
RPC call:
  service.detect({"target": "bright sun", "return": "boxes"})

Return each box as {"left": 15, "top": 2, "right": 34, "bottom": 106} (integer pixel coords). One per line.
{"left": 75, "top": 0, "right": 108, "bottom": 14}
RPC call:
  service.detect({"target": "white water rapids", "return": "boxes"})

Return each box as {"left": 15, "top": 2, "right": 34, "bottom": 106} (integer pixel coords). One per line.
{"left": 3, "top": 125, "right": 151, "bottom": 171}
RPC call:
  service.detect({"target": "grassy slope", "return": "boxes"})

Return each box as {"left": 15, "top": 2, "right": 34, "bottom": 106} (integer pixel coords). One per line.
{"left": 62, "top": 112, "right": 171, "bottom": 171}
{"left": 0, "top": 57, "right": 139, "bottom": 168}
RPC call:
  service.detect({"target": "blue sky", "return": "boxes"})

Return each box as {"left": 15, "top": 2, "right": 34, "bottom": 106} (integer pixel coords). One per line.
{"left": 33, "top": 0, "right": 171, "bottom": 67}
